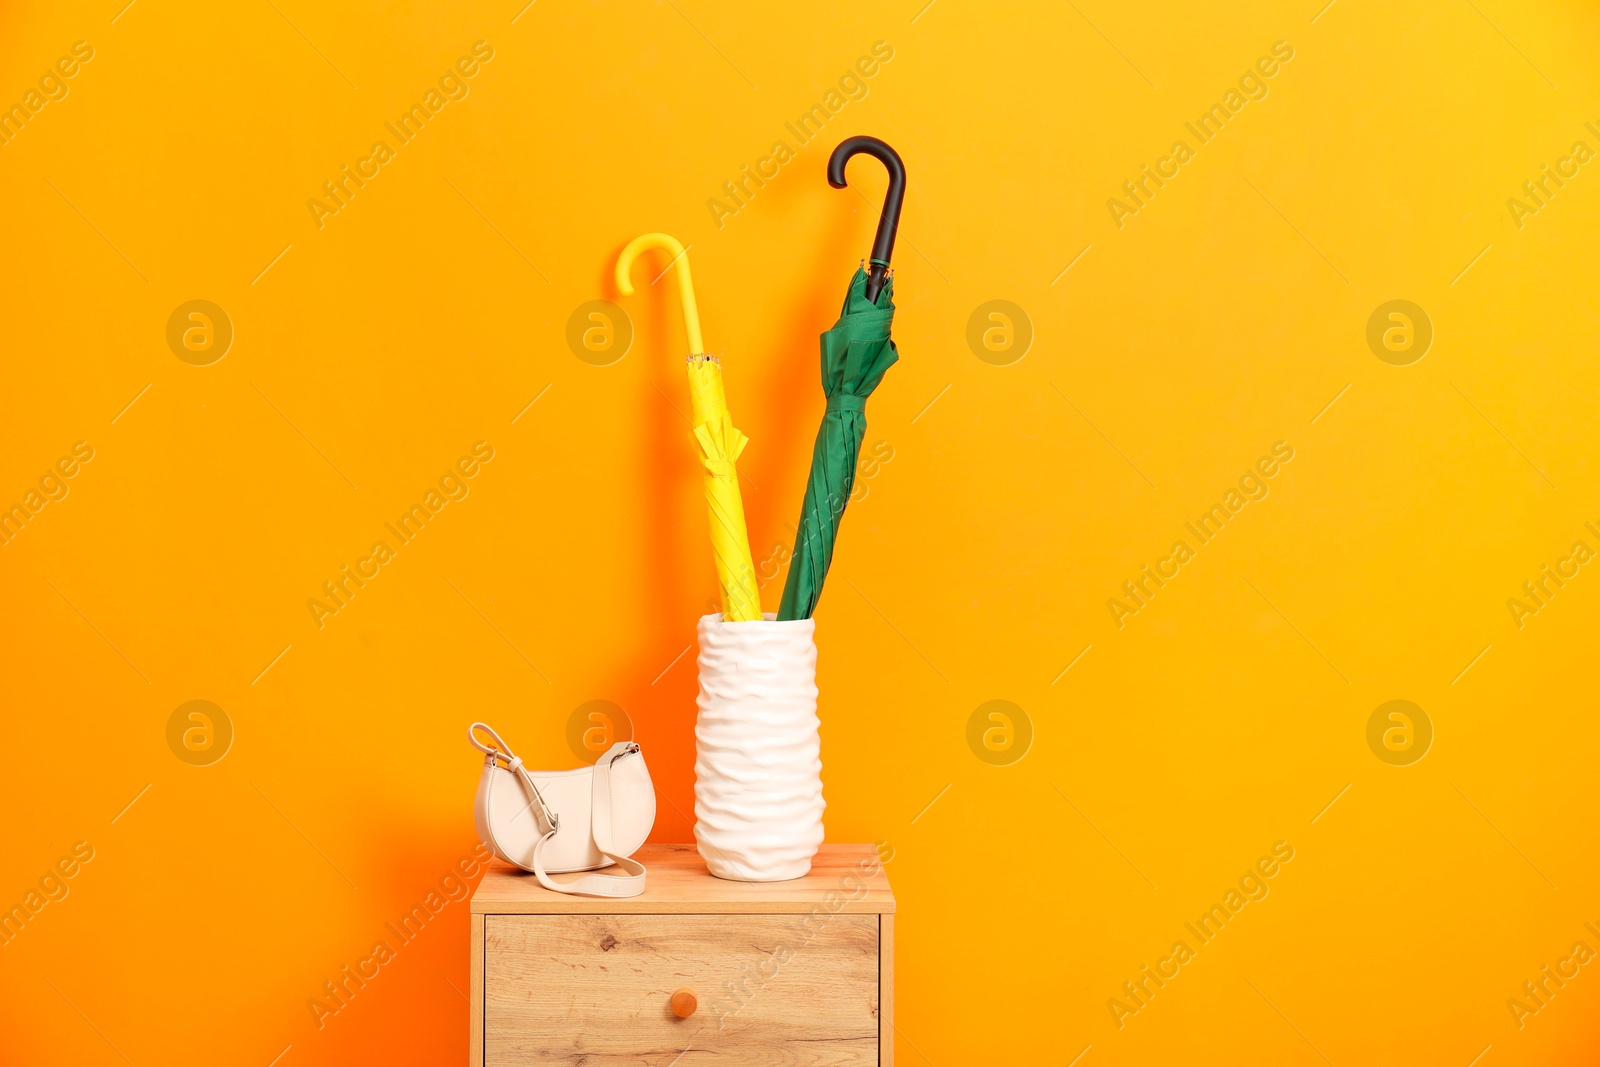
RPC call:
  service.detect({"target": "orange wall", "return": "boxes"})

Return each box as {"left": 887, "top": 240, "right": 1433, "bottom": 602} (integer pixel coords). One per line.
{"left": 3, "top": 1, "right": 1600, "bottom": 1064}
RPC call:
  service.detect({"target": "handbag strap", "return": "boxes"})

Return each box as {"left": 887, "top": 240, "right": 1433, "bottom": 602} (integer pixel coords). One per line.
{"left": 531, "top": 742, "right": 646, "bottom": 898}
{"left": 469, "top": 722, "right": 558, "bottom": 828}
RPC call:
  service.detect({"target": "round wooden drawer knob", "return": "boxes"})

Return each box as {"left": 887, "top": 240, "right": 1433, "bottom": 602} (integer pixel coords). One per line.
{"left": 670, "top": 988, "right": 697, "bottom": 1018}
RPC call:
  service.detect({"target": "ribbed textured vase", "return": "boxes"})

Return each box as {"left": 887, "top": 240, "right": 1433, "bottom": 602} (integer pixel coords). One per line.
{"left": 693, "top": 612, "right": 825, "bottom": 881}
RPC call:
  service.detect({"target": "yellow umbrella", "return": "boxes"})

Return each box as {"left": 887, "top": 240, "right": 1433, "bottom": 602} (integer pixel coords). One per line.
{"left": 617, "top": 233, "right": 761, "bottom": 622}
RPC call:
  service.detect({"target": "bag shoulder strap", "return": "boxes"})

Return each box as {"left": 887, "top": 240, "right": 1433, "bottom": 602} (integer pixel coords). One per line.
{"left": 470, "top": 722, "right": 559, "bottom": 828}
{"left": 531, "top": 742, "right": 645, "bottom": 897}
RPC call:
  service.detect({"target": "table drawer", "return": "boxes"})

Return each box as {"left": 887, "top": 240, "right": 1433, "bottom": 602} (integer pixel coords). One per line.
{"left": 483, "top": 912, "right": 880, "bottom": 1065}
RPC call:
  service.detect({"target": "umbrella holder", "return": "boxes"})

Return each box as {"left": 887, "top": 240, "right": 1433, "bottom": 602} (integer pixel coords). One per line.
{"left": 692, "top": 611, "right": 825, "bottom": 881}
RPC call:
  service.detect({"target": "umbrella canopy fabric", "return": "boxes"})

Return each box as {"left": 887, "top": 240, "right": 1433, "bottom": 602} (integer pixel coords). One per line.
{"left": 777, "top": 267, "right": 899, "bottom": 621}
{"left": 616, "top": 233, "right": 762, "bottom": 622}
{"left": 686, "top": 355, "right": 761, "bottom": 622}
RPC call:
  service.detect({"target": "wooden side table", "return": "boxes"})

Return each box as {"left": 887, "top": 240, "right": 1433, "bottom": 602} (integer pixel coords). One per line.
{"left": 469, "top": 843, "right": 895, "bottom": 1065}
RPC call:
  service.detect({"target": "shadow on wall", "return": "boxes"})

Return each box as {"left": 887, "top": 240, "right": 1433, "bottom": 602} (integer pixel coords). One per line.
{"left": 744, "top": 190, "right": 865, "bottom": 569}
{"left": 596, "top": 246, "right": 710, "bottom": 840}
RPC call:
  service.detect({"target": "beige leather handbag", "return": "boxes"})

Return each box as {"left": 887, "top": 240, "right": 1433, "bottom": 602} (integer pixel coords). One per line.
{"left": 468, "top": 722, "right": 655, "bottom": 897}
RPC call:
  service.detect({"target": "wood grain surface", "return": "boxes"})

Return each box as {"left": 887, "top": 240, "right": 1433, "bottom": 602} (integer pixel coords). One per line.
{"left": 471, "top": 842, "right": 894, "bottom": 915}
{"left": 484, "top": 912, "right": 880, "bottom": 1066}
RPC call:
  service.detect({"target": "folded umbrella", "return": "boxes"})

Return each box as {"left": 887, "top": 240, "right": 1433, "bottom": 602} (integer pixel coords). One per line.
{"left": 778, "top": 137, "right": 905, "bottom": 621}
{"left": 618, "top": 233, "right": 762, "bottom": 622}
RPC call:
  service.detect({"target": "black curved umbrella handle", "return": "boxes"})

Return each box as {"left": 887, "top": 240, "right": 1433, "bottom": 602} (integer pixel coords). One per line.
{"left": 828, "top": 136, "right": 905, "bottom": 303}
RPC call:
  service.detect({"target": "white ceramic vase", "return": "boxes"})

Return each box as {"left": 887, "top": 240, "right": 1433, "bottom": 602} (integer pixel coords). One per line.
{"left": 693, "top": 612, "right": 825, "bottom": 881}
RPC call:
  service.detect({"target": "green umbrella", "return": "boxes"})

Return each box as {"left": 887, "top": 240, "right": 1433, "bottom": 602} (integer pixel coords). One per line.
{"left": 778, "top": 137, "right": 905, "bottom": 621}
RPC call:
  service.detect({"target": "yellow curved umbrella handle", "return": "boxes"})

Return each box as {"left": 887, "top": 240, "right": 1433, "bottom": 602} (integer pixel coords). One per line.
{"left": 616, "top": 233, "right": 704, "bottom": 354}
